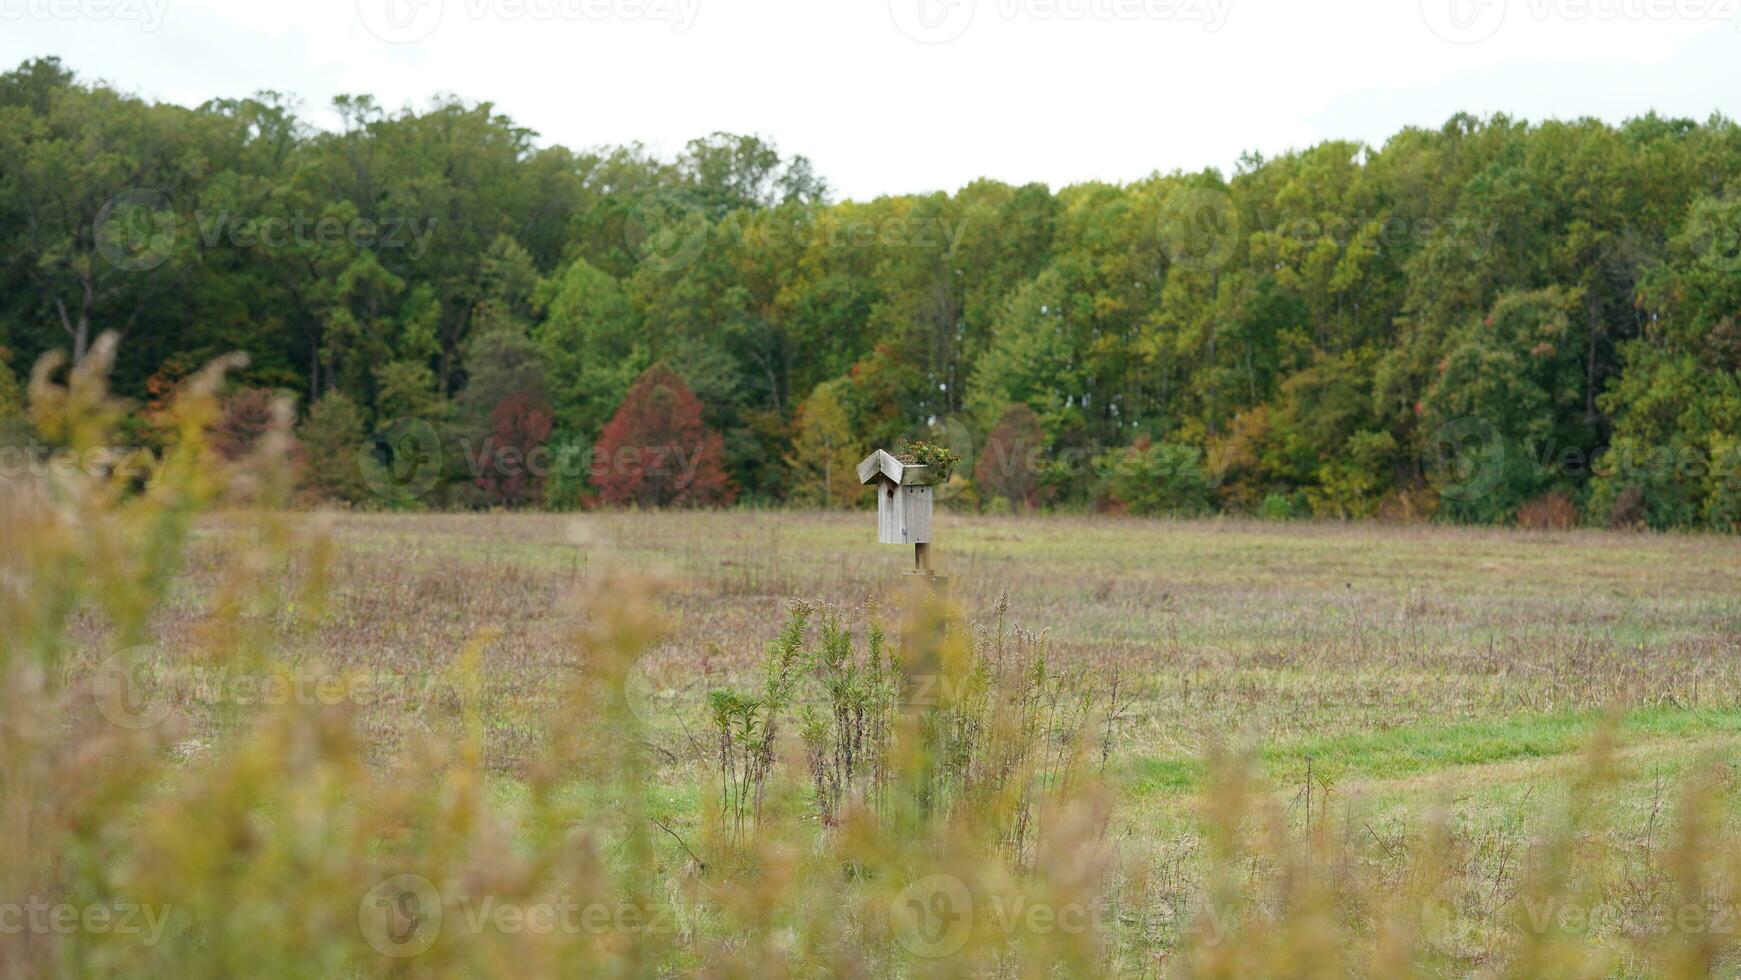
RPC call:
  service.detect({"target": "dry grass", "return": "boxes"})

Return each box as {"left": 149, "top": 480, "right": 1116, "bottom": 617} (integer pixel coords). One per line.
{"left": 108, "top": 507, "right": 1741, "bottom": 974}
{"left": 143, "top": 508, "right": 1741, "bottom": 775}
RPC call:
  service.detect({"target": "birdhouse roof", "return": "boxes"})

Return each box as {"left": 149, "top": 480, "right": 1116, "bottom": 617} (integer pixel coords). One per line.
{"left": 857, "top": 449, "right": 939, "bottom": 487}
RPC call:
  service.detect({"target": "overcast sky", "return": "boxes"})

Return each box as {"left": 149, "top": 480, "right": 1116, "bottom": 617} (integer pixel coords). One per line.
{"left": 4, "top": 0, "right": 1738, "bottom": 200}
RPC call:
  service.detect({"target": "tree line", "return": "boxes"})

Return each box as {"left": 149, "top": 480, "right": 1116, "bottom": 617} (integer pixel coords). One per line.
{"left": 3, "top": 56, "right": 1741, "bottom": 527}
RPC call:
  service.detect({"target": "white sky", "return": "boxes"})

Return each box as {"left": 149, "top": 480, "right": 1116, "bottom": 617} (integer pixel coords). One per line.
{"left": 3, "top": 0, "right": 1738, "bottom": 200}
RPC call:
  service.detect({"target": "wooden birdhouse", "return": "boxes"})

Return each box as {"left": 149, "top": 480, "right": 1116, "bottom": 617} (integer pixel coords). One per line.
{"left": 858, "top": 449, "right": 942, "bottom": 576}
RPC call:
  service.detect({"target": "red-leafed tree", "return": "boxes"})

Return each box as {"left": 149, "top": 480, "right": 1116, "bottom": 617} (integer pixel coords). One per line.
{"left": 476, "top": 390, "right": 554, "bottom": 508}
{"left": 592, "top": 364, "right": 734, "bottom": 508}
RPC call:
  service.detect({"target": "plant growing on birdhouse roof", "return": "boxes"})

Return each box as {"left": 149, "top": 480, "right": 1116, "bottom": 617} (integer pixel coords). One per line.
{"left": 895, "top": 440, "right": 960, "bottom": 481}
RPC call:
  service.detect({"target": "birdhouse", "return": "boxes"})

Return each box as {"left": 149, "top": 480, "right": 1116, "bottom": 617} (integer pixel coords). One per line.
{"left": 857, "top": 449, "right": 937, "bottom": 546}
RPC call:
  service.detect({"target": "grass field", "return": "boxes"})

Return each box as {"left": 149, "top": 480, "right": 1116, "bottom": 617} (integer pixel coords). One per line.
{"left": 53, "top": 506, "right": 1741, "bottom": 973}
{"left": 168, "top": 509, "right": 1741, "bottom": 762}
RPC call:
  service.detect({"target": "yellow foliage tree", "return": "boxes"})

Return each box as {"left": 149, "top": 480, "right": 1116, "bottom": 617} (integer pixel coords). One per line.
{"left": 786, "top": 380, "right": 860, "bottom": 508}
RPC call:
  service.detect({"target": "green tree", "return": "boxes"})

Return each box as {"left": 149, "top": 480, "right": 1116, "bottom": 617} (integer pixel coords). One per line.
{"left": 534, "top": 257, "right": 645, "bottom": 447}
{"left": 299, "top": 391, "right": 369, "bottom": 504}
{"left": 1418, "top": 288, "right": 1591, "bottom": 522}
{"left": 0, "top": 59, "right": 204, "bottom": 363}
{"left": 1594, "top": 189, "right": 1741, "bottom": 528}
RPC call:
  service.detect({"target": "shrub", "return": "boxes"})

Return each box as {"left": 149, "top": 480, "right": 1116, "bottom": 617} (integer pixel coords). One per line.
{"left": 1587, "top": 438, "right": 1701, "bottom": 530}
{"left": 1205, "top": 406, "right": 1273, "bottom": 513}
{"left": 297, "top": 391, "right": 368, "bottom": 504}
{"left": 1375, "top": 486, "right": 1441, "bottom": 524}
{"left": 1608, "top": 484, "right": 1648, "bottom": 530}
{"left": 1106, "top": 438, "right": 1212, "bottom": 517}
{"left": 211, "top": 386, "right": 284, "bottom": 461}
{"left": 1307, "top": 430, "right": 1397, "bottom": 519}
{"left": 1516, "top": 491, "right": 1578, "bottom": 531}
{"left": 720, "top": 594, "right": 1109, "bottom": 862}
{"left": 1257, "top": 493, "right": 1294, "bottom": 521}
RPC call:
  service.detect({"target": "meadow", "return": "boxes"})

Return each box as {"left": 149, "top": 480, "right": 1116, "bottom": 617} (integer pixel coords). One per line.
{"left": 14, "top": 356, "right": 1741, "bottom": 977}
{"left": 172, "top": 508, "right": 1741, "bottom": 774}
{"left": 123, "top": 506, "right": 1741, "bottom": 973}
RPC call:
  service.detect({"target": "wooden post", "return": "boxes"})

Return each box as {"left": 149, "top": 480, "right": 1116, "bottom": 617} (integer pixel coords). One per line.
{"left": 906, "top": 540, "right": 944, "bottom": 588}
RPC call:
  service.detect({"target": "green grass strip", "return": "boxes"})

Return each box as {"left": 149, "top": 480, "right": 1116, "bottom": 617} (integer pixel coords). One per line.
{"left": 1122, "top": 706, "right": 1741, "bottom": 796}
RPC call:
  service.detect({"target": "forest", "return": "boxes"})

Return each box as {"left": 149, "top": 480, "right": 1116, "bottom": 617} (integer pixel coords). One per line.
{"left": 4, "top": 55, "right": 1741, "bottom": 528}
